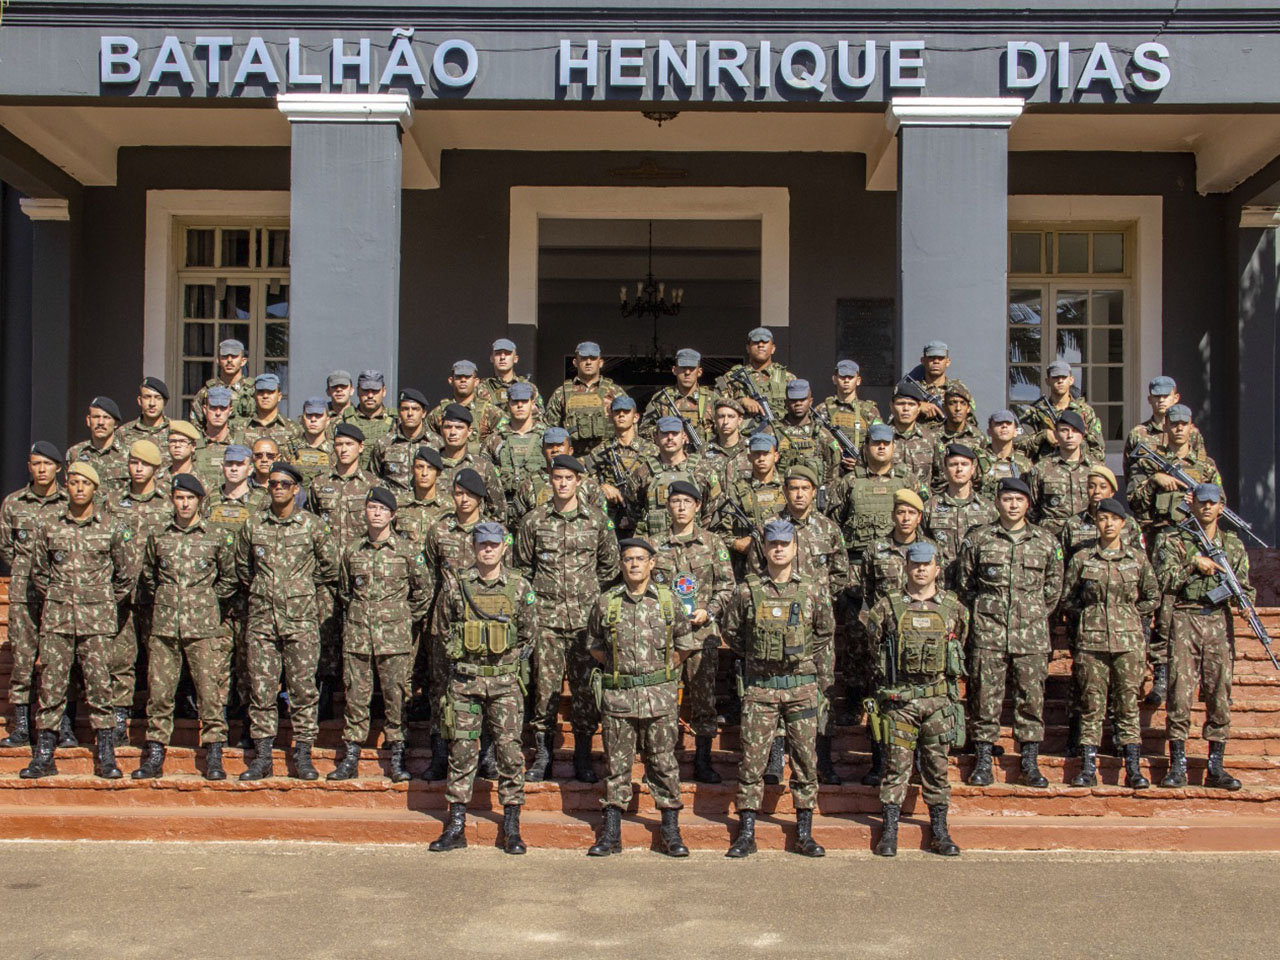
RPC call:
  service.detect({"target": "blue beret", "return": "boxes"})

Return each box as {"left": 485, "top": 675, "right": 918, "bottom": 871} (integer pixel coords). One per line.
{"left": 785, "top": 379, "right": 811, "bottom": 399}
{"left": 867, "top": 422, "right": 894, "bottom": 443}
{"left": 473, "top": 521, "right": 507, "bottom": 544}
{"left": 507, "top": 382, "right": 535, "bottom": 402}
{"left": 762, "top": 519, "right": 795, "bottom": 542}
{"left": 656, "top": 416, "right": 684, "bottom": 434}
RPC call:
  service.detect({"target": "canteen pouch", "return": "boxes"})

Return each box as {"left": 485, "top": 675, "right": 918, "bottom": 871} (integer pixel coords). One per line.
{"left": 590, "top": 667, "right": 604, "bottom": 711}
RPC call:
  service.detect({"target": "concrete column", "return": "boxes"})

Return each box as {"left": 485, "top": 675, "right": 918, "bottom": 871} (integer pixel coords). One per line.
{"left": 890, "top": 97, "right": 1024, "bottom": 421}
{"left": 277, "top": 94, "right": 412, "bottom": 415}
{"left": 20, "top": 197, "right": 71, "bottom": 452}
{"left": 1236, "top": 211, "right": 1279, "bottom": 544}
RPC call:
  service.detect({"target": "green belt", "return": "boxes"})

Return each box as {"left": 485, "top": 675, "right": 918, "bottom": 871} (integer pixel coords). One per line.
{"left": 454, "top": 662, "right": 520, "bottom": 678}
{"left": 880, "top": 680, "right": 949, "bottom": 701}
{"left": 601, "top": 668, "right": 675, "bottom": 690}
{"left": 747, "top": 673, "right": 817, "bottom": 690}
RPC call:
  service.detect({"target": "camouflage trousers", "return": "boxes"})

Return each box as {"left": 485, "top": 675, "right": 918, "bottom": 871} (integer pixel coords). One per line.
{"left": 6, "top": 597, "right": 40, "bottom": 706}
{"left": 444, "top": 673, "right": 525, "bottom": 807}
{"left": 601, "top": 711, "right": 682, "bottom": 810}
{"left": 1167, "top": 607, "right": 1233, "bottom": 743}
{"left": 145, "top": 634, "right": 231, "bottom": 745}
{"left": 1076, "top": 648, "right": 1144, "bottom": 747}
{"left": 317, "top": 588, "right": 343, "bottom": 681}
{"left": 680, "top": 640, "right": 719, "bottom": 738}
{"left": 970, "top": 649, "right": 1049, "bottom": 745}
{"left": 815, "top": 643, "right": 837, "bottom": 737}
{"left": 34, "top": 632, "right": 114, "bottom": 732}
{"left": 879, "top": 694, "right": 953, "bottom": 807}
{"left": 110, "top": 601, "right": 151, "bottom": 708}
{"left": 342, "top": 651, "right": 410, "bottom": 745}
{"left": 425, "top": 631, "right": 449, "bottom": 736}
{"left": 246, "top": 628, "right": 320, "bottom": 743}
{"left": 531, "top": 627, "right": 599, "bottom": 737}
{"left": 736, "top": 680, "right": 820, "bottom": 813}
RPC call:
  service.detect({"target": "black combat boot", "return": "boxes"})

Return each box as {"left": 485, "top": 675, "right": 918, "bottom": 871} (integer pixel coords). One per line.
{"left": 204, "top": 742, "right": 227, "bottom": 781}
{"left": 1123, "top": 743, "right": 1150, "bottom": 790}
{"left": 525, "top": 732, "right": 552, "bottom": 782}
{"left": 112, "top": 706, "right": 130, "bottom": 746}
{"left": 239, "top": 738, "right": 275, "bottom": 781}
{"left": 424, "top": 734, "right": 449, "bottom": 781}
{"left": 1205, "top": 741, "right": 1242, "bottom": 791}
{"left": 588, "top": 806, "right": 622, "bottom": 857}
{"left": 928, "top": 804, "right": 961, "bottom": 856}
{"left": 816, "top": 735, "right": 843, "bottom": 785}
{"left": 1018, "top": 742, "right": 1048, "bottom": 788}
{"left": 795, "top": 809, "right": 825, "bottom": 857}
{"left": 95, "top": 729, "right": 122, "bottom": 779}
{"left": 1144, "top": 662, "right": 1167, "bottom": 707}
{"left": 477, "top": 732, "right": 498, "bottom": 779}
{"left": 573, "top": 736, "right": 598, "bottom": 784}
{"left": 20, "top": 729, "right": 58, "bottom": 779}
{"left": 1065, "top": 714, "right": 1082, "bottom": 758}
{"left": 763, "top": 736, "right": 786, "bottom": 785}
{"left": 967, "top": 742, "right": 994, "bottom": 786}
{"left": 1159, "top": 740, "right": 1187, "bottom": 788}
{"left": 861, "top": 740, "right": 885, "bottom": 787}
{"left": 131, "top": 740, "right": 165, "bottom": 779}
{"left": 660, "top": 808, "right": 689, "bottom": 857}
{"left": 327, "top": 741, "right": 362, "bottom": 781}
{"left": 429, "top": 802, "right": 468, "bottom": 852}
{"left": 725, "top": 810, "right": 757, "bottom": 859}
{"left": 389, "top": 742, "right": 410, "bottom": 783}
{"left": 874, "top": 803, "right": 900, "bottom": 857}
{"left": 692, "top": 735, "right": 722, "bottom": 784}
{"left": 58, "top": 705, "right": 78, "bottom": 748}
{"left": 502, "top": 804, "right": 526, "bottom": 854}
{"left": 292, "top": 741, "right": 318, "bottom": 781}
{"left": 1, "top": 704, "right": 31, "bottom": 748}
{"left": 1071, "top": 744, "right": 1098, "bottom": 787}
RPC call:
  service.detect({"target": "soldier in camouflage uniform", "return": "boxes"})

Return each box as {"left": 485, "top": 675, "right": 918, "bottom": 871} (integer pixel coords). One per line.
{"left": 67, "top": 396, "right": 129, "bottom": 496}
{"left": 515, "top": 454, "right": 620, "bottom": 783}
{"left": 511, "top": 427, "right": 606, "bottom": 522}
{"left": 325, "top": 370, "right": 354, "bottom": 421}
{"left": 634, "top": 416, "right": 723, "bottom": 540}
{"left": 393, "top": 446, "right": 451, "bottom": 543}
{"left": 287, "top": 397, "right": 334, "bottom": 487}
{"left": 192, "top": 386, "right": 238, "bottom": 491}
{"left": 765, "top": 380, "right": 841, "bottom": 486}
{"left": 237, "top": 373, "right": 301, "bottom": 451}
{"left": 705, "top": 396, "right": 752, "bottom": 483}
{"left": 923, "top": 443, "right": 997, "bottom": 588}
{"left": 118, "top": 377, "right": 171, "bottom": 450}
{"left": 640, "top": 348, "right": 718, "bottom": 445}
{"left": 926, "top": 384, "right": 989, "bottom": 494}
{"left": 336, "top": 371, "right": 396, "bottom": 467}
{"left": 719, "top": 433, "right": 787, "bottom": 578}
{"left": 911, "top": 340, "right": 975, "bottom": 425}
{"left": 820, "top": 359, "right": 881, "bottom": 474}
{"left": 426, "top": 361, "right": 504, "bottom": 454}
{"left": 1016, "top": 360, "right": 1106, "bottom": 463}
{"left": 190, "top": 338, "right": 255, "bottom": 429}
{"left": 370, "top": 388, "right": 438, "bottom": 501}
{"left": 977, "top": 409, "right": 1034, "bottom": 493}
{"left": 484, "top": 381, "right": 546, "bottom": 518}
{"left": 651, "top": 480, "right": 736, "bottom": 783}
{"left": 1123, "top": 375, "right": 1205, "bottom": 475}
{"left": 1060, "top": 465, "right": 1145, "bottom": 558}
{"left": 545, "top": 341, "right": 630, "bottom": 456}
{"left": 1060, "top": 497, "right": 1160, "bottom": 790}
{"left": 0, "top": 442, "right": 68, "bottom": 749}
{"left": 955, "top": 477, "right": 1064, "bottom": 788}
{"left": 863, "top": 542, "right": 967, "bottom": 857}
{"left": 1154, "top": 484, "right": 1253, "bottom": 791}
{"left": 328, "top": 487, "right": 431, "bottom": 785}
{"left": 133, "top": 474, "right": 239, "bottom": 780}
{"left": 475, "top": 336, "right": 543, "bottom": 412}
{"left": 437, "top": 403, "right": 507, "bottom": 520}
{"left": 429, "top": 522, "right": 539, "bottom": 855}
{"left": 581, "top": 398, "right": 653, "bottom": 533}
{"left": 22, "top": 463, "right": 135, "bottom": 780}
{"left": 165, "top": 420, "right": 203, "bottom": 489}
{"left": 586, "top": 538, "right": 698, "bottom": 858}
{"left": 234, "top": 462, "right": 340, "bottom": 782}
{"left": 1028, "top": 410, "right": 1095, "bottom": 537}
{"left": 713, "top": 327, "right": 795, "bottom": 432}
{"left": 888, "top": 380, "right": 937, "bottom": 488}
{"left": 722, "top": 520, "right": 831, "bottom": 859}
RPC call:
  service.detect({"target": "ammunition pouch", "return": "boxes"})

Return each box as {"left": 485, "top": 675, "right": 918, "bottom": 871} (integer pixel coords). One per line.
{"left": 439, "top": 695, "right": 482, "bottom": 740}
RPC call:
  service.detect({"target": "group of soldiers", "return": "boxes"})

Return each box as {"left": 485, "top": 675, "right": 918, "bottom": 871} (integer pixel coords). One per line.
{"left": 0, "top": 328, "right": 1262, "bottom": 859}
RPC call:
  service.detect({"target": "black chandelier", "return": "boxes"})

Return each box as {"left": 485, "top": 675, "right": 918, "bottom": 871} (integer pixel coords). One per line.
{"left": 619, "top": 222, "right": 683, "bottom": 321}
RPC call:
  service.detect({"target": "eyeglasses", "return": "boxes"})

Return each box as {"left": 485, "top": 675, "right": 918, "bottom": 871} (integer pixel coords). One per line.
{"left": 252, "top": 453, "right": 276, "bottom": 460}
{"left": 266, "top": 480, "right": 296, "bottom": 490}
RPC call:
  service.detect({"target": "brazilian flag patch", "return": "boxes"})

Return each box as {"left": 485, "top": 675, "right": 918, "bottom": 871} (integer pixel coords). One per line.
{"left": 717, "top": 547, "right": 729, "bottom": 562}
{"left": 606, "top": 519, "right": 615, "bottom": 530}
{"left": 525, "top": 591, "right": 536, "bottom": 605}
{"left": 505, "top": 533, "right": 514, "bottom": 546}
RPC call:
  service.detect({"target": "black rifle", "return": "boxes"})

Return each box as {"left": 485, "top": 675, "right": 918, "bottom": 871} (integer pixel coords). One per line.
{"left": 661, "top": 393, "right": 705, "bottom": 456}
{"left": 719, "top": 496, "right": 764, "bottom": 555}
{"left": 903, "top": 373, "right": 944, "bottom": 409}
{"left": 811, "top": 407, "right": 861, "bottom": 466}
{"left": 1134, "top": 441, "right": 1269, "bottom": 547}
{"left": 731, "top": 369, "right": 775, "bottom": 425}
{"left": 1179, "top": 514, "right": 1278, "bottom": 670}
{"left": 603, "top": 446, "right": 639, "bottom": 528}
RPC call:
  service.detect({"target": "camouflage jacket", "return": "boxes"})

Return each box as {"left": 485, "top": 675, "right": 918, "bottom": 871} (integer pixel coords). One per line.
{"left": 1155, "top": 526, "right": 1254, "bottom": 608}
{"left": 439, "top": 451, "right": 507, "bottom": 520}
{"left": 307, "top": 468, "right": 378, "bottom": 548}
{"left": 975, "top": 447, "right": 1034, "bottom": 493}
{"left": 515, "top": 500, "right": 619, "bottom": 632}
{"left": 639, "top": 385, "right": 718, "bottom": 442}
{"left": 509, "top": 469, "right": 605, "bottom": 525}
{"left": 0, "top": 484, "right": 67, "bottom": 598}
{"left": 426, "top": 397, "right": 504, "bottom": 454}
{"left": 588, "top": 581, "right": 696, "bottom": 719}
{"left": 633, "top": 453, "right": 723, "bottom": 540}
{"left": 923, "top": 492, "right": 997, "bottom": 587}
{"left": 117, "top": 417, "right": 170, "bottom": 450}
{"left": 191, "top": 375, "right": 255, "bottom": 428}
{"left": 1016, "top": 396, "right": 1106, "bottom": 462}
{"left": 825, "top": 463, "right": 928, "bottom": 557}
{"left": 485, "top": 424, "right": 547, "bottom": 503}
{"left": 721, "top": 571, "right": 834, "bottom": 681}
{"left": 1060, "top": 509, "right": 1145, "bottom": 558}
{"left": 140, "top": 517, "right": 238, "bottom": 639}
{"left": 67, "top": 436, "right": 130, "bottom": 495}
{"left": 393, "top": 490, "right": 452, "bottom": 543}
{"left": 335, "top": 406, "right": 396, "bottom": 467}
{"left": 369, "top": 425, "right": 439, "bottom": 496}
{"left": 651, "top": 525, "right": 737, "bottom": 644}
{"left": 476, "top": 374, "right": 543, "bottom": 412}
{"left": 862, "top": 589, "right": 969, "bottom": 689}
{"left": 1061, "top": 543, "right": 1160, "bottom": 653}
{"left": 765, "top": 416, "right": 841, "bottom": 486}
{"left": 928, "top": 424, "right": 990, "bottom": 494}
{"left": 203, "top": 486, "right": 266, "bottom": 536}
{"left": 1123, "top": 416, "right": 1205, "bottom": 476}
{"left": 749, "top": 508, "right": 851, "bottom": 601}
{"left": 703, "top": 438, "right": 751, "bottom": 485}
{"left": 423, "top": 513, "right": 499, "bottom": 603}
{"left": 1029, "top": 454, "right": 1095, "bottom": 536}
{"left": 339, "top": 532, "right": 431, "bottom": 656}
{"left": 192, "top": 434, "right": 235, "bottom": 491}
{"left": 859, "top": 533, "right": 942, "bottom": 608}
{"left": 1126, "top": 446, "right": 1221, "bottom": 530}
{"left": 817, "top": 396, "right": 881, "bottom": 460}
{"left": 718, "top": 472, "right": 787, "bottom": 542}
{"left": 545, "top": 376, "right": 629, "bottom": 451}
{"left": 955, "top": 522, "right": 1064, "bottom": 654}
{"left": 235, "top": 412, "right": 301, "bottom": 451}
{"left": 713, "top": 362, "right": 795, "bottom": 425}
{"left": 891, "top": 423, "right": 936, "bottom": 489}
{"left": 106, "top": 485, "right": 176, "bottom": 597}
{"left": 234, "top": 507, "right": 339, "bottom": 632}
{"left": 286, "top": 436, "right": 334, "bottom": 488}
{"left": 432, "top": 566, "right": 539, "bottom": 688}
{"left": 30, "top": 508, "right": 136, "bottom": 636}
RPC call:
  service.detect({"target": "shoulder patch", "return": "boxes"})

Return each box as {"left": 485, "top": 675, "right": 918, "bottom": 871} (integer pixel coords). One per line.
{"left": 120, "top": 528, "right": 132, "bottom": 542}
{"left": 717, "top": 547, "right": 729, "bottom": 562}
{"left": 606, "top": 518, "right": 615, "bottom": 530}
{"left": 224, "top": 532, "right": 235, "bottom": 546}
{"left": 525, "top": 591, "right": 536, "bottom": 605}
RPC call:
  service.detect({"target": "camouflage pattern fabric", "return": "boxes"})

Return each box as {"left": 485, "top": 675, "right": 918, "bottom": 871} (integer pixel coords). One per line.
{"left": 439, "top": 452, "right": 507, "bottom": 521}
{"left": 191, "top": 375, "right": 255, "bottom": 429}
{"left": 0, "top": 484, "right": 67, "bottom": 705}
{"left": 106, "top": 487, "right": 173, "bottom": 708}
{"left": 66, "top": 438, "right": 130, "bottom": 495}
{"left": 923, "top": 492, "right": 997, "bottom": 588}
{"left": 369, "top": 427, "right": 438, "bottom": 497}
{"left": 476, "top": 374, "right": 543, "bottom": 412}
{"left": 1060, "top": 509, "right": 1145, "bottom": 558}
{"left": 825, "top": 464, "right": 927, "bottom": 558}
{"left": 926, "top": 424, "right": 989, "bottom": 494}
{"left": 639, "top": 385, "right": 718, "bottom": 442}
{"left": 602, "top": 713, "right": 683, "bottom": 809}
{"left": 1016, "top": 396, "right": 1106, "bottom": 462}
{"left": 146, "top": 634, "right": 232, "bottom": 744}
{"left": 545, "top": 376, "right": 630, "bottom": 455}
{"left": 1029, "top": 455, "right": 1095, "bottom": 537}
{"left": 764, "top": 417, "right": 841, "bottom": 486}
{"left": 427, "top": 398, "right": 504, "bottom": 455}
{"left": 712, "top": 362, "right": 795, "bottom": 429}
{"left": 975, "top": 448, "right": 1034, "bottom": 494}
{"left": 236, "top": 413, "right": 301, "bottom": 451}
{"left": 891, "top": 424, "right": 936, "bottom": 489}
{"left": 633, "top": 454, "right": 723, "bottom": 540}
{"left": 1123, "top": 416, "right": 1205, "bottom": 475}
{"left": 334, "top": 407, "right": 395, "bottom": 469}
{"left": 285, "top": 437, "right": 334, "bottom": 488}
{"left": 816, "top": 395, "right": 881, "bottom": 460}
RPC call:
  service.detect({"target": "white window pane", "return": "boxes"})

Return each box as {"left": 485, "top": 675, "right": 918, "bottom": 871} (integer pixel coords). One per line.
{"left": 1058, "top": 233, "right": 1088, "bottom": 273}
{"left": 1093, "top": 233, "right": 1124, "bottom": 273}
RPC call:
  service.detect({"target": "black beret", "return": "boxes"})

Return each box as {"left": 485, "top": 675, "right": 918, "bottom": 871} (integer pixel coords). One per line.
{"left": 442, "top": 402, "right": 473, "bottom": 425}
{"left": 1096, "top": 496, "right": 1129, "bottom": 518}
{"left": 366, "top": 486, "right": 397, "bottom": 512}
{"left": 944, "top": 443, "right": 978, "bottom": 461}
{"left": 996, "top": 477, "right": 1033, "bottom": 499}
{"left": 171, "top": 473, "right": 206, "bottom": 497}
{"left": 1056, "top": 410, "right": 1087, "bottom": 434}
{"left": 452, "top": 468, "right": 487, "bottom": 497}
{"left": 90, "top": 396, "right": 122, "bottom": 422}
{"left": 415, "top": 445, "right": 444, "bottom": 470}
{"left": 334, "top": 423, "right": 366, "bottom": 443}
{"left": 29, "top": 441, "right": 63, "bottom": 464}
{"left": 398, "top": 388, "right": 428, "bottom": 408}
{"left": 617, "top": 537, "right": 656, "bottom": 555}
{"left": 893, "top": 379, "right": 928, "bottom": 402}
{"left": 549, "top": 454, "right": 585, "bottom": 474}
{"left": 141, "top": 377, "right": 170, "bottom": 400}
{"left": 666, "top": 479, "right": 702, "bottom": 502}
{"left": 268, "top": 462, "right": 303, "bottom": 485}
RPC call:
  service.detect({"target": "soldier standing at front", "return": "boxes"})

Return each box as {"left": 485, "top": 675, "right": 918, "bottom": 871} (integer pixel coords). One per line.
{"left": 722, "top": 519, "right": 832, "bottom": 859}
{"left": 586, "top": 537, "right": 698, "bottom": 858}
{"left": 956, "top": 477, "right": 1064, "bottom": 789}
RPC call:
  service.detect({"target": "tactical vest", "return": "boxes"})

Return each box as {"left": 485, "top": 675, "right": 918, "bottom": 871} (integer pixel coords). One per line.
{"left": 846, "top": 474, "right": 897, "bottom": 547}
{"left": 887, "top": 594, "right": 958, "bottom": 677}
{"left": 644, "top": 463, "right": 700, "bottom": 536}
{"left": 744, "top": 574, "right": 813, "bottom": 664}
{"left": 496, "top": 431, "right": 546, "bottom": 491}
{"left": 731, "top": 477, "right": 786, "bottom": 527}
{"left": 776, "top": 424, "right": 821, "bottom": 474}
{"left": 827, "top": 401, "right": 871, "bottom": 447}
{"left": 1153, "top": 457, "right": 1213, "bottom": 523}
{"left": 564, "top": 387, "right": 609, "bottom": 441}
{"left": 205, "top": 498, "right": 253, "bottom": 532}
{"left": 453, "top": 577, "right": 523, "bottom": 657}
{"left": 291, "top": 445, "right": 331, "bottom": 482}
{"left": 603, "top": 585, "right": 676, "bottom": 684}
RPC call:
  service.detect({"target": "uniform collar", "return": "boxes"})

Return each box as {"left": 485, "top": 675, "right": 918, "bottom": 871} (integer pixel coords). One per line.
{"left": 169, "top": 516, "right": 205, "bottom": 534}
{"left": 23, "top": 485, "right": 65, "bottom": 504}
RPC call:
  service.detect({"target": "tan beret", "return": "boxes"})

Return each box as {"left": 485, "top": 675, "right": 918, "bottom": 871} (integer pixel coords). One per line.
{"left": 1087, "top": 465, "right": 1119, "bottom": 492}
{"left": 129, "top": 440, "right": 163, "bottom": 466}
{"left": 67, "top": 461, "right": 100, "bottom": 486}
{"left": 167, "top": 420, "right": 201, "bottom": 443}
{"left": 894, "top": 488, "right": 925, "bottom": 513}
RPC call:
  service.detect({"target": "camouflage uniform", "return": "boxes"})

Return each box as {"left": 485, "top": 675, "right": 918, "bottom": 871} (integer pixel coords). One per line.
{"left": 439, "top": 451, "right": 507, "bottom": 521}
{"left": 976, "top": 448, "right": 1034, "bottom": 494}
{"left": 1060, "top": 509, "right": 1145, "bottom": 558}
{"left": 191, "top": 375, "right": 255, "bottom": 429}
{"left": 816, "top": 396, "right": 881, "bottom": 461}
{"left": 139, "top": 517, "right": 238, "bottom": 744}
{"left": 1029, "top": 454, "right": 1095, "bottom": 537}
{"left": 955, "top": 522, "right": 1064, "bottom": 744}
{"left": 515, "top": 501, "right": 619, "bottom": 739}
{"left": 202, "top": 486, "right": 266, "bottom": 707}
{"left": 860, "top": 533, "right": 942, "bottom": 609}
{"left": 545, "top": 376, "right": 629, "bottom": 456}
{"left": 1016, "top": 397, "right": 1106, "bottom": 463}
{"left": 236, "top": 412, "right": 301, "bottom": 451}
{"left": 633, "top": 454, "right": 723, "bottom": 541}
{"left": 703, "top": 438, "right": 751, "bottom": 486}
{"left": 485, "top": 423, "right": 547, "bottom": 519}
{"left": 29, "top": 509, "right": 136, "bottom": 732}
{"left": 192, "top": 435, "right": 235, "bottom": 491}
{"left": 427, "top": 398, "right": 504, "bottom": 455}
{"left": 717, "top": 472, "right": 786, "bottom": 577}
{"left": 927, "top": 425, "right": 989, "bottom": 494}
{"left": 234, "top": 507, "right": 340, "bottom": 743}
{"left": 369, "top": 425, "right": 438, "bottom": 501}
{"left": 713, "top": 362, "right": 795, "bottom": 430}
{"left": 0, "top": 485, "right": 67, "bottom": 710}
{"left": 640, "top": 385, "right": 718, "bottom": 444}
{"left": 118, "top": 417, "right": 170, "bottom": 451}
{"left": 923, "top": 492, "right": 997, "bottom": 588}
{"left": 863, "top": 590, "right": 969, "bottom": 806}
{"left": 766, "top": 416, "right": 841, "bottom": 486}
{"left": 1155, "top": 526, "right": 1253, "bottom": 744}
{"left": 721, "top": 571, "right": 834, "bottom": 812}
{"left": 651, "top": 526, "right": 736, "bottom": 737}
{"left": 891, "top": 424, "right": 936, "bottom": 489}
{"left": 434, "top": 566, "right": 538, "bottom": 807}
{"left": 1061, "top": 544, "right": 1160, "bottom": 747}
{"left": 1123, "top": 416, "right": 1205, "bottom": 475}
{"left": 509, "top": 468, "right": 606, "bottom": 524}
{"left": 66, "top": 437, "right": 129, "bottom": 496}
{"left": 393, "top": 490, "right": 451, "bottom": 544}
{"left": 338, "top": 532, "right": 431, "bottom": 745}
{"left": 336, "top": 406, "right": 396, "bottom": 468}
{"left": 588, "top": 581, "right": 697, "bottom": 810}
{"left": 285, "top": 437, "right": 334, "bottom": 488}
{"left": 582, "top": 435, "right": 657, "bottom": 532}
{"left": 105, "top": 487, "right": 172, "bottom": 710}
{"left": 476, "top": 374, "right": 542, "bottom": 412}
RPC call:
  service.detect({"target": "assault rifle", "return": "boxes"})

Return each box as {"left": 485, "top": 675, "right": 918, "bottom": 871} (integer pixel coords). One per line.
{"left": 903, "top": 373, "right": 944, "bottom": 410}
{"left": 718, "top": 496, "right": 765, "bottom": 557}
{"left": 661, "top": 393, "right": 705, "bottom": 456}
{"left": 603, "top": 446, "right": 639, "bottom": 529}
{"left": 1133, "top": 441, "right": 1269, "bottom": 548}
{"left": 1179, "top": 514, "right": 1278, "bottom": 670}
{"left": 731, "top": 369, "right": 776, "bottom": 425}
{"left": 811, "top": 407, "right": 861, "bottom": 467}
